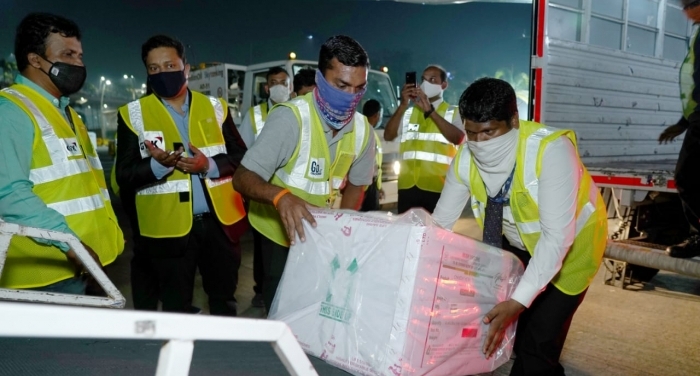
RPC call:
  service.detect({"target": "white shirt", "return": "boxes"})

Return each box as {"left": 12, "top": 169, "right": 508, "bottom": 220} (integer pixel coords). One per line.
{"left": 397, "top": 98, "right": 464, "bottom": 137}
{"left": 432, "top": 136, "right": 580, "bottom": 308}
{"left": 239, "top": 99, "right": 274, "bottom": 149}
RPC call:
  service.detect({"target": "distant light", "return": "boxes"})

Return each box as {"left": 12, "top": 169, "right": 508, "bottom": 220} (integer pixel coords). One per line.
{"left": 307, "top": 35, "right": 313, "bottom": 40}
{"left": 100, "top": 76, "right": 105, "bottom": 81}
{"left": 123, "top": 74, "right": 128, "bottom": 79}
{"left": 382, "top": 66, "right": 389, "bottom": 73}
{"left": 103, "top": 104, "right": 108, "bottom": 108}
{"left": 289, "top": 52, "right": 297, "bottom": 60}
{"left": 105, "top": 80, "right": 112, "bottom": 85}
{"left": 130, "top": 75, "right": 134, "bottom": 79}
{"left": 141, "top": 83, "right": 146, "bottom": 88}
{"left": 377, "top": 89, "right": 381, "bottom": 93}
{"left": 87, "top": 105, "right": 91, "bottom": 109}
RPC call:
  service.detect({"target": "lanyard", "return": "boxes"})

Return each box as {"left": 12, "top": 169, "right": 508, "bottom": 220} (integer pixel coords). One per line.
{"left": 490, "top": 164, "right": 515, "bottom": 204}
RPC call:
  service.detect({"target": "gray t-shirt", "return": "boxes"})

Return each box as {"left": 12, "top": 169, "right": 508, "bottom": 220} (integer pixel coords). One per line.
{"left": 241, "top": 102, "right": 376, "bottom": 187}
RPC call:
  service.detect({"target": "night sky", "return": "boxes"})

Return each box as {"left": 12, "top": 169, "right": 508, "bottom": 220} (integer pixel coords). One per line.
{"left": 1, "top": 0, "right": 532, "bottom": 104}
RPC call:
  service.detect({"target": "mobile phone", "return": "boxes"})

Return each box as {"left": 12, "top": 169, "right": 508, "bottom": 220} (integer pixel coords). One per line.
{"left": 405, "top": 71, "right": 416, "bottom": 87}
{"left": 173, "top": 142, "right": 185, "bottom": 157}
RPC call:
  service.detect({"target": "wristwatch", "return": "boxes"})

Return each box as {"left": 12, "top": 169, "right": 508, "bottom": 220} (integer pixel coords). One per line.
{"left": 424, "top": 104, "right": 435, "bottom": 119}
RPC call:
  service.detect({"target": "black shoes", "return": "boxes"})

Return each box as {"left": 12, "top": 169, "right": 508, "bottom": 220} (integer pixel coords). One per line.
{"left": 666, "top": 234, "right": 700, "bottom": 259}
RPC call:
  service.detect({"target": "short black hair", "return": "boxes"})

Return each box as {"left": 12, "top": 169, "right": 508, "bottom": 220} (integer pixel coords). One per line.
{"left": 141, "top": 35, "right": 186, "bottom": 67}
{"left": 266, "top": 66, "right": 288, "bottom": 81}
{"left": 424, "top": 64, "right": 447, "bottom": 83}
{"left": 293, "top": 68, "right": 316, "bottom": 94}
{"left": 318, "top": 35, "right": 369, "bottom": 75}
{"left": 459, "top": 77, "right": 518, "bottom": 123}
{"left": 15, "top": 13, "right": 82, "bottom": 72}
{"left": 362, "top": 99, "right": 381, "bottom": 117}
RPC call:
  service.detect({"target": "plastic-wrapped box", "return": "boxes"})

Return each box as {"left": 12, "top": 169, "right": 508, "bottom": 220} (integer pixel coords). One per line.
{"left": 269, "top": 209, "right": 524, "bottom": 376}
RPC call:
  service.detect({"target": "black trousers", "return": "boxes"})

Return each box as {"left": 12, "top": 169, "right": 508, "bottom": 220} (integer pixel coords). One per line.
{"left": 503, "top": 239, "right": 587, "bottom": 376}
{"left": 131, "top": 214, "right": 241, "bottom": 316}
{"left": 252, "top": 228, "right": 264, "bottom": 294}
{"left": 360, "top": 177, "right": 380, "bottom": 212}
{"left": 259, "top": 234, "right": 290, "bottom": 313}
{"left": 675, "top": 119, "right": 700, "bottom": 232}
{"left": 397, "top": 186, "right": 442, "bottom": 214}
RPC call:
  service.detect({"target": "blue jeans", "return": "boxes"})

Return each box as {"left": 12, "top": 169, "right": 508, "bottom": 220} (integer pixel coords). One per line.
{"left": 31, "top": 276, "right": 87, "bottom": 295}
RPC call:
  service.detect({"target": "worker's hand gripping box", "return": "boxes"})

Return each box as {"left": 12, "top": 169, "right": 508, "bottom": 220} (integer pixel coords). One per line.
{"left": 268, "top": 209, "right": 524, "bottom": 376}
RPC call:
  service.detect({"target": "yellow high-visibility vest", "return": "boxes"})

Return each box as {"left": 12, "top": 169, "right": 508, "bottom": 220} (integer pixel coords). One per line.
{"left": 398, "top": 102, "right": 458, "bottom": 193}
{"left": 249, "top": 94, "right": 370, "bottom": 246}
{"left": 454, "top": 121, "right": 607, "bottom": 295}
{"left": 118, "top": 92, "right": 246, "bottom": 238}
{"left": 0, "top": 84, "right": 124, "bottom": 288}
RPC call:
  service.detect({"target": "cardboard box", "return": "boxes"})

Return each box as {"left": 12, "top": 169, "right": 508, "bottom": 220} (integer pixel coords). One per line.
{"left": 269, "top": 209, "right": 524, "bottom": 376}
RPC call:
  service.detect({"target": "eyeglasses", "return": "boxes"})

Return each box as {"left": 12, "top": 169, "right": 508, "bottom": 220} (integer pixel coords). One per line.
{"left": 685, "top": 0, "right": 700, "bottom": 10}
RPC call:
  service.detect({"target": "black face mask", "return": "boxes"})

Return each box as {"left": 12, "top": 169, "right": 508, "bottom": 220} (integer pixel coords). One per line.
{"left": 148, "top": 70, "right": 186, "bottom": 98}
{"left": 39, "top": 56, "right": 87, "bottom": 96}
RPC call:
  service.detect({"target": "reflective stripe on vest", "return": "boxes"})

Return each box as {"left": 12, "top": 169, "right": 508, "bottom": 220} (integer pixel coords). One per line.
{"left": 127, "top": 100, "right": 149, "bottom": 159}
{"left": 136, "top": 180, "right": 190, "bottom": 195}
{"left": 208, "top": 96, "right": 225, "bottom": 127}
{"left": 252, "top": 103, "right": 267, "bottom": 138}
{"left": 402, "top": 150, "right": 452, "bottom": 165}
{"left": 47, "top": 193, "right": 105, "bottom": 217}
{"left": 522, "top": 126, "right": 557, "bottom": 206}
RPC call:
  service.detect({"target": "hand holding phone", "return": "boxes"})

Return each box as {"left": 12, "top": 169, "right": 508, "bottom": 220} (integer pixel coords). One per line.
{"left": 405, "top": 71, "right": 416, "bottom": 87}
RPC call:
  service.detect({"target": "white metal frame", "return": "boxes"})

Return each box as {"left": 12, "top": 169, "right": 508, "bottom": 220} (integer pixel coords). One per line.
{"left": 0, "top": 221, "right": 125, "bottom": 308}
{"left": 0, "top": 302, "right": 318, "bottom": 376}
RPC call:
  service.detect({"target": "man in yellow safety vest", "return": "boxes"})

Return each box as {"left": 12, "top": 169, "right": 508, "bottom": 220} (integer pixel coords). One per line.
{"left": 433, "top": 78, "right": 607, "bottom": 375}
{"left": 0, "top": 12, "right": 124, "bottom": 293}
{"left": 116, "top": 35, "right": 248, "bottom": 315}
{"left": 383, "top": 65, "right": 465, "bottom": 214}
{"left": 233, "top": 35, "right": 376, "bottom": 312}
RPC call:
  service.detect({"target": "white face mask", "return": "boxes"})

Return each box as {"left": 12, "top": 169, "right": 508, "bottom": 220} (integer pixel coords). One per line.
{"left": 269, "top": 84, "right": 290, "bottom": 104}
{"left": 420, "top": 81, "right": 443, "bottom": 99}
{"left": 466, "top": 128, "right": 519, "bottom": 197}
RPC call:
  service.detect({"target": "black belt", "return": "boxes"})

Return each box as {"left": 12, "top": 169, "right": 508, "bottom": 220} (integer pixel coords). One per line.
{"left": 193, "top": 212, "right": 212, "bottom": 221}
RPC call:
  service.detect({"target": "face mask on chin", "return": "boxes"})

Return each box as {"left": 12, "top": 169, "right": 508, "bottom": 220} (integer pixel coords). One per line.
{"left": 148, "top": 70, "right": 186, "bottom": 98}
{"left": 420, "top": 81, "right": 443, "bottom": 99}
{"left": 38, "top": 56, "right": 87, "bottom": 96}
{"left": 269, "top": 84, "right": 291, "bottom": 103}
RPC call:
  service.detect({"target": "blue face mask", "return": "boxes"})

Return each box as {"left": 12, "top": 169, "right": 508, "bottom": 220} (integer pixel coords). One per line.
{"left": 314, "top": 69, "right": 366, "bottom": 129}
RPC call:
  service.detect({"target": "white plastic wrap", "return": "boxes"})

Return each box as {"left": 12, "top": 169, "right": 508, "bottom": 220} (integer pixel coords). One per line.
{"left": 269, "top": 209, "right": 524, "bottom": 376}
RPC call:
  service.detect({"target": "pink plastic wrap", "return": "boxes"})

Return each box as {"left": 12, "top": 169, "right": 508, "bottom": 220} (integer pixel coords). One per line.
{"left": 268, "top": 208, "right": 524, "bottom": 376}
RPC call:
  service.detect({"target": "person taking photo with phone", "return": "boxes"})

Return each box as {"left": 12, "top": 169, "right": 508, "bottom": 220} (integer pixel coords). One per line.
{"left": 383, "top": 65, "right": 465, "bottom": 214}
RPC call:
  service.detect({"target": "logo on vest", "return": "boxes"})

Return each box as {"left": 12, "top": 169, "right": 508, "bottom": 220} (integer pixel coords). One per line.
{"left": 309, "top": 158, "right": 325, "bottom": 177}
{"left": 407, "top": 123, "right": 420, "bottom": 132}
{"left": 63, "top": 138, "right": 81, "bottom": 156}
{"left": 140, "top": 131, "right": 166, "bottom": 152}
